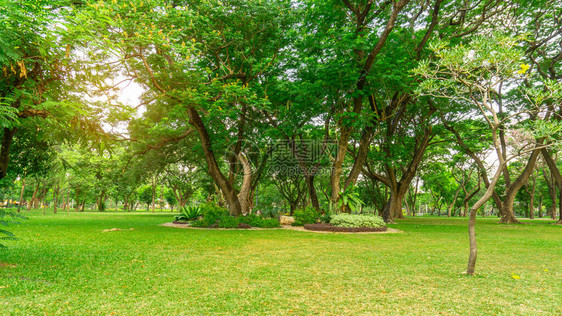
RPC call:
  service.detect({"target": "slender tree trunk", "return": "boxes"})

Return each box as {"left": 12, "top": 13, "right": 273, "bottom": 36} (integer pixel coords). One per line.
{"left": 53, "top": 184, "right": 60, "bottom": 214}
{"left": 467, "top": 163, "right": 505, "bottom": 275}
{"left": 525, "top": 177, "right": 535, "bottom": 219}
{"left": 543, "top": 167, "right": 557, "bottom": 220}
{"left": 18, "top": 177, "right": 25, "bottom": 213}
{"left": 412, "top": 177, "right": 420, "bottom": 216}
{"left": 541, "top": 148, "right": 562, "bottom": 224}
{"left": 64, "top": 192, "right": 69, "bottom": 212}
{"left": 75, "top": 190, "right": 80, "bottom": 212}
{"left": 27, "top": 182, "right": 39, "bottom": 212}
{"left": 448, "top": 185, "right": 462, "bottom": 217}
{"left": 151, "top": 176, "right": 156, "bottom": 213}
{"left": 538, "top": 195, "right": 543, "bottom": 218}
{"left": 557, "top": 190, "right": 562, "bottom": 224}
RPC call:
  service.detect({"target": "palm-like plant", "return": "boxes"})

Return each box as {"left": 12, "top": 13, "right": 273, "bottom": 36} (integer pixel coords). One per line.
{"left": 174, "top": 205, "right": 202, "bottom": 222}
{"left": 0, "top": 209, "right": 21, "bottom": 248}
{"left": 337, "top": 185, "right": 364, "bottom": 213}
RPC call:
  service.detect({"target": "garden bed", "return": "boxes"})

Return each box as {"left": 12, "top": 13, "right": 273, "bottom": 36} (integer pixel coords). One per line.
{"left": 162, "top": 222, "right": 268, "bottom": 230}
{"left": 172, "top": 221, "right": 191, "bottom": 225}
{"left": 303, "top": 223, "right": 388, "bottom": 233}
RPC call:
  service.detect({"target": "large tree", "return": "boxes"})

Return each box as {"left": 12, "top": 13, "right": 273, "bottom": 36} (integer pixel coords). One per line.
{"left": 83, "top": 0, "right": 295, "bottom": 216}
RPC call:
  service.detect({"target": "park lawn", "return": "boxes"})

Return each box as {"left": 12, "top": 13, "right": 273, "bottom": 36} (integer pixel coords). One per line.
{"left": 0, "top": 211, "right": 560, "bottom": 315}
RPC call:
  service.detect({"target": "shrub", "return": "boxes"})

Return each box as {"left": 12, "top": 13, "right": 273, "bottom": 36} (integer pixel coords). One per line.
{"left": 320, "top": 210, "right": 332, "bottom": 223}
{"left": 190, "top": 205, "right": 281, "bottom": 228}
{"left": 253, "top": 217, "right": 280, "bottom": 228}
{"left": 330, "top": 214, "right": 386, "bottom": 228}
{"left": 239, "top": 214, "right": 280, "bottom": 228}
{"left": 174, "top": 205, "right": 202, "bottom": 222}
{"left": 218, "top": 216, "right": 240, "bottom": 228}
{"left": 293, "top": 206, "right": 320, "bottom": 226}
{"left": 192, "top": 202, "right": 229, "bottom": 227}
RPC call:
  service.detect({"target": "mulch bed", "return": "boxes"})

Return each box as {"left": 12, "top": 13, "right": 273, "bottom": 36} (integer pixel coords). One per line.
{"left": 303, "top": 223, "right": 388, "bottom": 233}
{"left": 172, "top": 221, "right": 253, "bottom": 228}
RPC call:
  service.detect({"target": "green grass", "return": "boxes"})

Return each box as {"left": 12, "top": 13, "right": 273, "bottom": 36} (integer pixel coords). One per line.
{"left": 1, "top": 211, "right": 560, "bottom": 315}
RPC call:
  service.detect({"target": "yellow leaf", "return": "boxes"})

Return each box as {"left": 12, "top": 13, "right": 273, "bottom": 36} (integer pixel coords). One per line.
{"left": 518, "top": 63, "right": 529, "bottom": 74}
{"left": 511, "top": 274, "right": 520, "bottom": 280}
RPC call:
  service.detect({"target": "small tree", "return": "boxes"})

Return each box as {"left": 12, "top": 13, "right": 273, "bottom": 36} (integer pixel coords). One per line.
{"left": 414, "top": 34, "right": 562, "bottom": 275}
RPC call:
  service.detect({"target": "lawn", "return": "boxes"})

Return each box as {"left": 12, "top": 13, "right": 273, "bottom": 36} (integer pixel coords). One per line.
{"left": 1, "top": 211, "right": 560, "bottom": 315}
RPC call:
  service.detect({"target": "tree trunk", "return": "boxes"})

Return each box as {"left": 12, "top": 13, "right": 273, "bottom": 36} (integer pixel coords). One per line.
{"left": 448, "top": 185, "right": 462, "bottom": 217}
{"left": 27, "top": 182, "right": 39, "bottom": 212}
{"left": 304, "top": 174, "right": 320, "bottom": 211}
{"left": 382, "top": 188, "right": 405, "bottom": 223}
{"left": 529, "top": 194, "right": 534, "bottom": 219}
{"left": 151, "top": 176, "right": 156, "bottom": 213}
{"left": 541, "top": 148, "right": 562, "bottom": 224}
{"left": 498, "top": 146, "right": 542, "bottom": 224}
{"left": 53, "top": 184, "right": 60, "bottom": 214}
{"left": 330, "top": 128, "right": 352, "bottom": 207}
{"left": 97, "top": 190, "right": 105, "bottom": 212}
{"left": 0, "top": 128, "right": 17, "bottom": 180}
{"left": 17, "top": 177, "right": 25, "bottom": 213}
{"left": 556, "top": 188, "right": 562, "bottom": 225}
{"left": 412, "top": 176, "right": 420, "bottom": 216}
{"left": 188, "top": 106, "right": 242, "bottom": 216}
{"left": 525, "top": 177, "right": 536, "bottom": 219}
{"left": 75, "top": 189, "right": 81, "bottom": 212}
{"left": 236, "top": 152, "right": 252, "bottom": 215}
{"left": 467, "top": 162, "right": 505, "bottom": 275}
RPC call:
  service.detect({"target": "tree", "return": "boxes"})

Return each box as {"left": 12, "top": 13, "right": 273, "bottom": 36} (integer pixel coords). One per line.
{"left": 415, "top": 33, "right": 561, "bottom": 274}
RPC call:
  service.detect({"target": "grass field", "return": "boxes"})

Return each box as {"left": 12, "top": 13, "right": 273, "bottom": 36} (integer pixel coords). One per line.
{"left": 1, "top": 211, "right": 560, "bottom": 315}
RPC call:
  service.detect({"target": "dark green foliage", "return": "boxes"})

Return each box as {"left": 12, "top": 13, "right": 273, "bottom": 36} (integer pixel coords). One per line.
{"left": 319, "top": 211, "right": 331, "bottom": 224}
{"left": 256, "top": 218, "right": 281, "bottom": 228}
{"left": 174, "top": 205, "right": 202, "bottom": 222}
{"left": 217, "top": 216, "right": 240, "bottom": 228}
{"left": 191, "top": 202, "right": 229, "bottom": 227}
{"left": 292, "top": 206, "right": 320, "bottom": 226}
{"left": 239, "top": 214, "right": 280, "bottom": 228}
{"left": 191, "top": 208, "right": 281, "bottom": 228}
{"left": 0, "top": 209, "right": 22, "bottom": 248}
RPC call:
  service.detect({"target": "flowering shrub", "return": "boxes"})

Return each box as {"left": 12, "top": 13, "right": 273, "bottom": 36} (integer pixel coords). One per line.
{"left": 330, "top": 214, "right": 386, "bottom": 228}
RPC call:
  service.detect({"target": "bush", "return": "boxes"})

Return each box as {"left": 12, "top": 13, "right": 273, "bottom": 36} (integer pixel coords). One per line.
{"left": 192, "top": 202, "right": 229, "bottom": 227}
{"left": 174, "top": 205, "right": 202, "bottom": 222}
{"left": 218, "top": 216, "right": 240, "bottom": 228}
{"left": 320, "top": 210, "right": 332, "bottom": 223}
{"left": 239, "top": 214, "right": 280, "bottom": 228}
{"left": 191, "top": 205, "right": 281, "bottom": 228}
{"left": 293, "top": 206, "right": 320, "bottom": 226}
{"left": 254, "top": 218, "right": 280, "bottom": 228}
{"left": 330, "top": 214, "right": 386, "bottom": 228}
